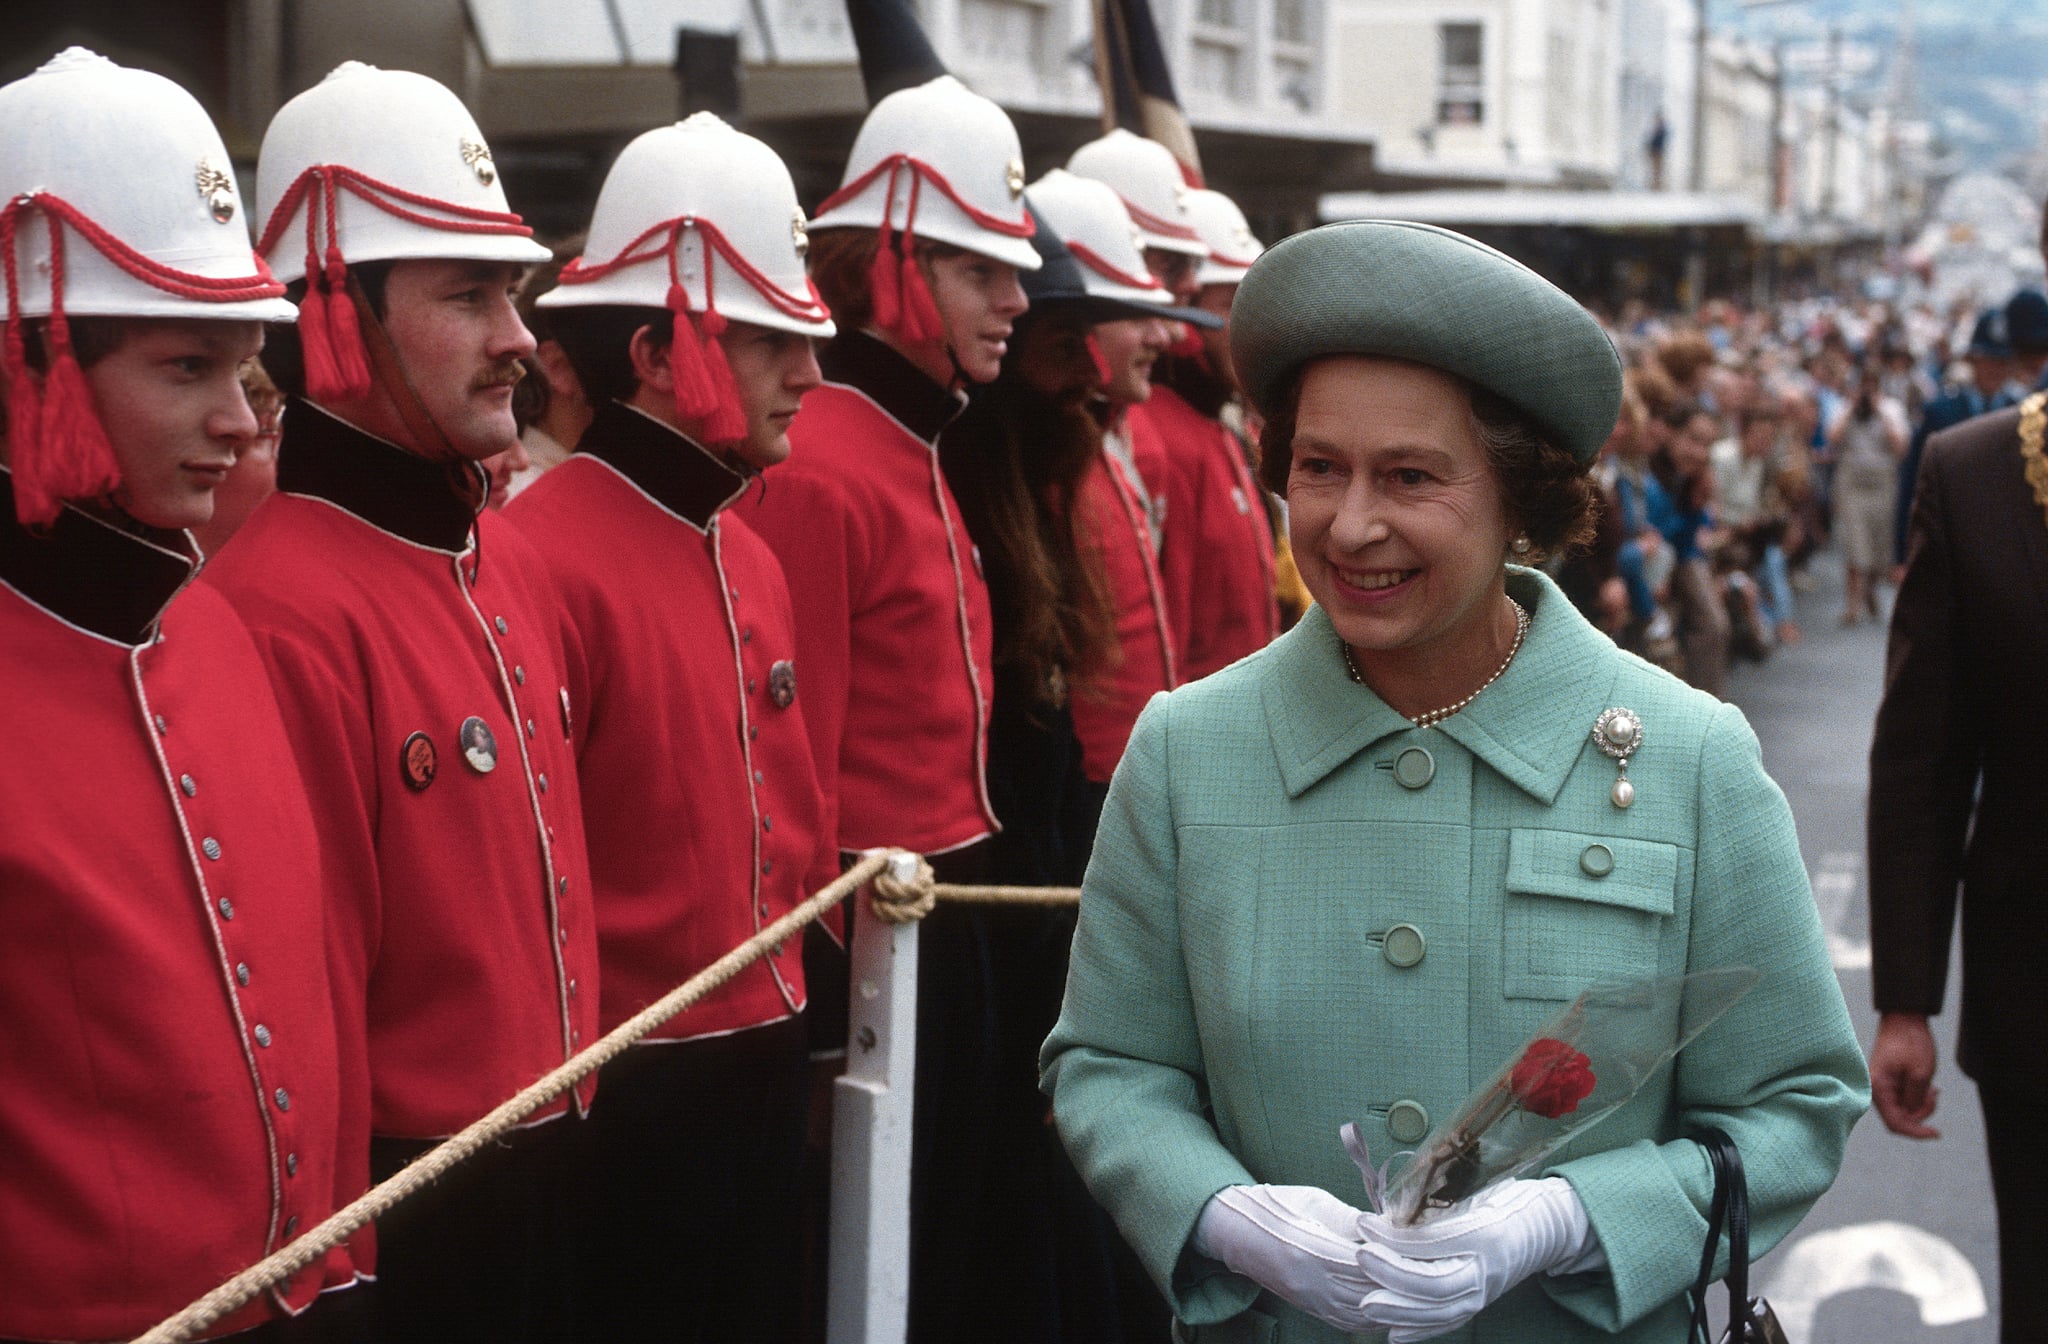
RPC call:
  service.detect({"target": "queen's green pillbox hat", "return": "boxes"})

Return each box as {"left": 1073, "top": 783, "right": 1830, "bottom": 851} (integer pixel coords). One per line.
{"left": 1230, "top": 220, "right": 1623, "bottom": 464}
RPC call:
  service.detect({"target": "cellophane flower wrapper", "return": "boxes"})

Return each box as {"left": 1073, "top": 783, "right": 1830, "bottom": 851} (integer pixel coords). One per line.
{"left": 1350, "top": 967, "right": 1760, "bottom": 1226}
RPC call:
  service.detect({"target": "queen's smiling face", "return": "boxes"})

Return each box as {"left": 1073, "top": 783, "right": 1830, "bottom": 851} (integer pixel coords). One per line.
{"left": 1285, "top": 355, "right": 1513, "bottom": 671}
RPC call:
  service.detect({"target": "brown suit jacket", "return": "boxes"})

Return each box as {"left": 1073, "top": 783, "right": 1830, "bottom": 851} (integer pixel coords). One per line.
{"left": 1869, "top": 401, "right": 2048, "bottom": 1094}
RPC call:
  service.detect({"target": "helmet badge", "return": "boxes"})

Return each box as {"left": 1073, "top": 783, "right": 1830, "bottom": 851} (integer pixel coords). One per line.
{"left": 1005, "top": 158, "right": 1026, "bottom": 200}
{"left": 791, "top": 208, "right": 809, "bottom": 258}
{"left": 461, "top": 138, "right": 497, "bottom": 186}
{"left": 195, "top": 160, "right": 236, "bottom": 224}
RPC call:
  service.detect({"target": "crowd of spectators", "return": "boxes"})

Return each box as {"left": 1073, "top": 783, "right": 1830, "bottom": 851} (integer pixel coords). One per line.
{"left": 1554, "top": 285, "right": 2048, "bottom": 696}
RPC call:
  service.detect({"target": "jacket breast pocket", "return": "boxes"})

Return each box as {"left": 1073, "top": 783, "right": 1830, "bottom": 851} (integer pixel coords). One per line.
{"left": 1502, "top": 828, "right": 1680, "bottom": 1000}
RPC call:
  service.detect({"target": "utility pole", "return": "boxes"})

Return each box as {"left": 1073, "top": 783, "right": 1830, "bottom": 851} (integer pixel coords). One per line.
{"left": 1690, "top": 0, "right": 1709, "bottom": 191}
{"left": 1821, "top": 23, "right": 1840, "bottom": 219}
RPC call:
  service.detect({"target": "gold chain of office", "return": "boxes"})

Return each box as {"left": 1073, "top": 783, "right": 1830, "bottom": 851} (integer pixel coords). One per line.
{"left": 130, "top": 856, "right": 1077, "bottom": 1344}
{"left": 2020, "top": 392, "right": 2048, "bottom": 532}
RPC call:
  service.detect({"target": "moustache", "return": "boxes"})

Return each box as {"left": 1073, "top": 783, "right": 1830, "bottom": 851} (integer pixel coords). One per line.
{"left": 472, "top": 364, "right": 527, "bottom": 393}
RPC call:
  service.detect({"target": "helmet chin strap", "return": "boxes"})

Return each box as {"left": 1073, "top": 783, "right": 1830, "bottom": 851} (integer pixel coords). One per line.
{"left": 343, "top": 269, "right": 487, "bottom": 513}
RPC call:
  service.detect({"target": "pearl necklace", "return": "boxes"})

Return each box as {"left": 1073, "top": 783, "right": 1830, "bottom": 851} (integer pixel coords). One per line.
{"left": 1342, "top": 598, "right": 1531, "bottom": 728}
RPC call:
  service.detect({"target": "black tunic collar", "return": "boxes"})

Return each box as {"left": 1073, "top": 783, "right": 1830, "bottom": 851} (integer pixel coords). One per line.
{"left": 0, "top": 466, "right": 195, "bottom": 646}
{"left": 275, "top": 398, "right": 483, "bottom": 553}
{"left": 576, "top": 400, "right": 749, "bottom": 531}
{"left": 819, "top": 330, "right": 967, "bottom": 447}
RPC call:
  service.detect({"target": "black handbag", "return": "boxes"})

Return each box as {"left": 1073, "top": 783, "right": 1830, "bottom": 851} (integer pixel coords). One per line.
{"left": 1687, "top": 1127, "right": 1790, "bottom": 1344}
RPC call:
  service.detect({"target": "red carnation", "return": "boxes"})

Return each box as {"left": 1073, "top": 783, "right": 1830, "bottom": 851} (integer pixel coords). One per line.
{"left": 1509, "top": 1039, "right": 1596, "bottom": 1119}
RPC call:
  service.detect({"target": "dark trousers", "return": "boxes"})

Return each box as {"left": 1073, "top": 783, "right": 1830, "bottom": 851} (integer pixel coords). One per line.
{"left": 906, "top": 838, "right": 1168, "bottom": 1344}
{"left": 1981, "top": 1083, "right": 2048, "bottom": 1343}
{"left": 0, "top": 1289, "right": 372, "bottom": 1344}
{"left": 367, "top": 1115, "right": 573, "bottom": 1343}
{"left": 557, "top": 1017, "right": 811, "bottom": 1344}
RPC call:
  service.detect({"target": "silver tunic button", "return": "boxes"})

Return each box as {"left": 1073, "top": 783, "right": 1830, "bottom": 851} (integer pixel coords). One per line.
{"left": 236, "top": 962, "right": 251, "bottom": 986}
{"left": 202, "top": 836, "right": 222, "bottom": 861}
{"left": 1393, "top": 747, "right": 1435, "bottom": 790}
{"left": 254, "top": 1024, "right": 272, "bottom": 1047}
{"left": 1382, "top": 923, "right": 1427, "bottom": 968}
{"left": 180, "top": 774, "right": 197, "bottom": 797}
{"left": 1386, "top": 1099, "right": 1431, "bottom": 1144}
{"left": 273, "top": 1087, "right": 290, "bottom": 1112}
{"left": 283, "top": 1215, "right": 299, "bottom": 1238}
{"left": 538, "top": 773, "right": 549, "bottom": 793}
{"left": 286, "top": 1152, "right": 298, "bottom": 1176}
{"left": 218, "top": 897, "right": 234, "bottom": 920}
{"left": 515, "top": 665, "right": 526, "bottom": 685}
{"left": 494, "top": 615, "right": 509, "bottom": 635}
{"left": 154, "top": 713, "right": 168, "bottom": 735}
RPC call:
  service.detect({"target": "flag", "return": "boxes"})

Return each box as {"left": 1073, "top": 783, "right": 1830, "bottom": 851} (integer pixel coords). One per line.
{"left": 845, "top": 0, "right": 950, "bottom": 106}
{"left": 1092, "top": 0, "right": 1203, "bottom": 186}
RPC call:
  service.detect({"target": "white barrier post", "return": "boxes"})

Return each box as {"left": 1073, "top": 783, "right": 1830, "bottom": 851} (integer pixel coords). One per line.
{"left": 826, "top": 851, "right": 920, "bottom": 1344}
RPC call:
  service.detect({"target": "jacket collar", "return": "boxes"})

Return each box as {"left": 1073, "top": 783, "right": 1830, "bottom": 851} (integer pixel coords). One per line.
{"left": 1261, "top": 566, "right": 1622, "bottom": 805}
{"left": 576, "top": 400, "right": 749, "bottom": 532}
{"left": 819, "top": 330, "right": 967, "bottom": 446}
{"left": 0, "top": 466, "right": 195, "bottom": 646}
{"left": 276, "top": 398, "right": 483, "bottom": 552}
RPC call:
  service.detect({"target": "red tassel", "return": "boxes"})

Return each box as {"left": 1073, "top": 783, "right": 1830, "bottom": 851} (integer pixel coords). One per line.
{"left": 5, "top": 324, "right": 51, "bottom": 525}
{"left": 666, "top": 289, "right": 745, "bottom": 443}
{"left": 32, "top": 325, "right": 120, "bottom": 511}
{"left": 1086, "top": 333, "right": 1115, "bottom": 388}
{"left": 302, "top": 252, "right": 371, "bottom": 402}
{"left": 868, "top": 243, "right": 901, "bottom": 336}
{"left": 693, "top": 310, "right": 748, "bottom": 445}
{"left": 899, "top": 257, "right": 944, "bottom": 347}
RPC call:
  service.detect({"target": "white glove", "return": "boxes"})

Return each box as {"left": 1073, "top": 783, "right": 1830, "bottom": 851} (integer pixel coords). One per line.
{"left": 1194, "top": 1184, "right": 1381, "bottom": 1332}
{"left": 1355, "top": 1177, "right": 1603, "bottom": 1343}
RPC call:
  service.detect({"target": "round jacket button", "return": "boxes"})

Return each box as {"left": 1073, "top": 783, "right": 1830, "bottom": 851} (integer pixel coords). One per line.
{"left": 1382, "top": 923, "right": 1426, "bottom": 968}
{"left": 1386, "top": 1099, "right": 1430, "bottom": 1144}
{"left": 1580, "top": 843, "right": 1615, "bottom": 877}
{"left": 1393, "top": 747, "right": 1435, "bottom": 790}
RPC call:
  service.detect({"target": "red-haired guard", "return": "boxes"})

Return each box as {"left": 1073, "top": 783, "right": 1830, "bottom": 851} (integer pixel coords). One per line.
{"left": 737, "top": 73, "right": 1041, "bottom": 1343}
{"left": 202, "top": 63, "right": 595, "bottom": 1344}
{"left": 0, "top": 49, "right": 364, "bottom": 1343}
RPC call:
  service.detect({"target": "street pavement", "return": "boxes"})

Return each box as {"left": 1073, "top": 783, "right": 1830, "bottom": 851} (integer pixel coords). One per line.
{"left": 1725, "top": 551, "right": 1998, "bottom": 1342}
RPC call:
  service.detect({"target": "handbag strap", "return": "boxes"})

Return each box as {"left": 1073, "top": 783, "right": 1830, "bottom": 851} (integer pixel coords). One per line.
{"left": 1687, "top": 1127, "right": 1752, "bottom": 1343}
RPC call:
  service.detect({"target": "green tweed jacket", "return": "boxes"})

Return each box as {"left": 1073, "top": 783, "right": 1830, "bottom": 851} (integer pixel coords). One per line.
{"left": 1041, "top": 567, "right": 1868, "bottom": 1344}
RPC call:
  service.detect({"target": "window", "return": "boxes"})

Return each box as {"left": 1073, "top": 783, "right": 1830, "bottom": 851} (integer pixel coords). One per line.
{"left": 1438, "top": 22, "right": 1483, "bottom": 125}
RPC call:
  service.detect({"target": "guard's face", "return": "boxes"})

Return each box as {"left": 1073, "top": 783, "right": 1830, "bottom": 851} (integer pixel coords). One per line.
{"left": 1092, "top": 315, "right": 1172, "bottom": 409}
{"left": 85, "top": 318, "right": 264, "bottom": 531}
{"left": 717, "top": 319, "right": 823, "bottom": 470}
{"left": 1013, "top": 311, "right": 1097, "bottom": 407}
{"left": 1195, "top": 284, "right": 1238, "bottom": 390}
{"left": 927, "top": 249, "right": 1028, "bottom": 384}
{"left": 377, "top": 258, "right": 536, "bottom": 460}
{"left": 1286, "top": 355, "right": 1512, "bottom": 668}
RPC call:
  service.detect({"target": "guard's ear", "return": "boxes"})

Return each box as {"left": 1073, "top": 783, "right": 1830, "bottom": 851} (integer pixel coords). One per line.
{"left": 628, "top": 323, "right": 672, "bottom": 394}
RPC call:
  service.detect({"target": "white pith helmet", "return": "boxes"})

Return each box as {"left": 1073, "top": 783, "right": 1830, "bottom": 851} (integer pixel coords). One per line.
{"left": 1066, "top": 129, "right": 1205, "bottom": 259}
{"left": 0, "top": 48, "right": 294, "bottom": 526}
{"left": 1184, "top": 188, "right": 1264, "bottom": 288}
{"left": 0, "top": 48, "right": 294, "bottom": 324}
{"left": 1021, "top": 170, "right": 1171, "bottom": 310}
{"left": 540, "top": 114, "right": 833, "bottom": 341}
{"left": 810, "top": 76, "right": 1040, "bottom": 274}
{"left": 254, "top": 62, "right": 550, "bottom": 284}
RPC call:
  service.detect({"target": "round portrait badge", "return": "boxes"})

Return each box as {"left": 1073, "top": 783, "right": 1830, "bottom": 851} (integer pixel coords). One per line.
{"left": 768, "top": 659, "right": 797, "bottom": 709}
{"left": 459, "top": 716, "right": 499, "bottom": 774}
{"left": 400, "top": 731, "right": 438, "bottom": 792}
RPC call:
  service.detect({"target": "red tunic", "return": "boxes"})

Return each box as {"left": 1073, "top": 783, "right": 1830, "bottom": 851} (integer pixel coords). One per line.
{"left": 1069, "top": 442, "right": 1178, "bottom": 783}
{"left": 507, "top": 403, "right": 825, "bottom": 1040}
{"left": 0, "top": 478, "right": 359, "bottom": 1342}
{"left": 203, "top": 403, "right": 599, "bottom": 1141}
{"left": 738, "top": 334, "right": 998, "bottom": 855}
{"left": 1133, "top": 388, "right": 1278, "bottom": 681}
